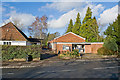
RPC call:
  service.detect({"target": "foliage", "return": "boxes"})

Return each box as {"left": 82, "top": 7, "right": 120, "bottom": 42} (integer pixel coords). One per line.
{"left": 43, "top": 32, "right": 60, "bottom": 46}
{"left": 80, "top": 8, "right": 100, "bottom": 42}
{"left": 104, "top": 14, "right": 120, "bottom": 53}
{"left": 48, "top": 32, "right": 60, "bottom": 41}
{"left": 72, "top": 49, "right": 79, "bottom": 57}
{"left": 72, "top": 13, "right": 81, "bottom": 35}
{"left": 59, "top": 49, "right": 79, "bottom": 58}
{"left": 104, "top": 15, "right": 119, "bottom": 43}
{"left": 29, "top": 16, "right": 48, "bottom": 39}
{"left": 66, "top": 19, "right": 73, "bottom": 33}
{"left": 97, "top": 47, "right": 116, "bottom": 55}
{"left": 2, "top": 45, "right": 41, "bottom": 61}
{"left": 82, "top": 7, "right": 92, "bottom": 24}
{"left": 103, "top": 38, "right": 118, "bottom": 52}
{"left": 66, "top": 7, "right": 100, "bottom": 42}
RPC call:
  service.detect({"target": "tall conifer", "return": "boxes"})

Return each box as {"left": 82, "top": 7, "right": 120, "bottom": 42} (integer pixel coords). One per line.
{"left": 66, "top": 19, "right": 73, "bottom": 33}
{"left": 72, "top": 13, "right": 81, "bottom": 35}
{"left": 82, "top": 7, "right": 92, "bottom": 24}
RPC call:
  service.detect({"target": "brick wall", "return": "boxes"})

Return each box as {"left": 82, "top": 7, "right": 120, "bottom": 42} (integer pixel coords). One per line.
{"left": 91, "top": 44, "right": 103, "bottom": 53}
{"left": 85, "top": 44, "right": 103, "bottom": 53}
{"left": 85, "top": 44, "right": 91, "bottom": 53}
{"left": 56, "top": 44, "right": 72, "bottom": 53}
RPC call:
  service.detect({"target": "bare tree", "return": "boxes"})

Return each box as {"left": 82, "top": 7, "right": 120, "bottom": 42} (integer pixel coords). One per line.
{"left": 29, "top": 16, "right": 48, "bottom": 39}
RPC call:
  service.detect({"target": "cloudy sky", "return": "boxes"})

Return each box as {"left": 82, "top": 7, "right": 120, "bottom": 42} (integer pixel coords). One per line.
{"left": 1, "top": 1, "right": 119, "bottom": 37}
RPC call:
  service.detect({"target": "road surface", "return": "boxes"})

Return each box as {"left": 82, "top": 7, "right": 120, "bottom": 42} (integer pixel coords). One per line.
{"left": 2, "top": 58, "right": 120, "bottom": 79}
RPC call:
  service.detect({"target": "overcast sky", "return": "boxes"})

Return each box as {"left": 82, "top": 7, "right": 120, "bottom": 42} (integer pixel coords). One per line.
{"left": 1, "top": 0, "right": 119, "bottom": 37}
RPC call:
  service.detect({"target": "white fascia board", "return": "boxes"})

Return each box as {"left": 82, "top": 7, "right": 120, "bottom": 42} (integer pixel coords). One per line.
{"left": 91, "top": 42, "right": 104, "bottom": 44}
{"left": 56, "top": 42, "right": 104, "bottom": 44}
{"left": 56, "top": 42, "right": 89, "bottom": 44}
{"left": 57, "top": 42, "right": 72, "bottom": 44}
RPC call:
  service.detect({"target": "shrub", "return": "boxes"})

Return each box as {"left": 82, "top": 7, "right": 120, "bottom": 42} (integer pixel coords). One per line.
{"left": 97, "top": 47, "right": 116, "bottom": 55}
{"left": 103, "top": 38, "right": 118, "bottom": 52}
{"left": 72, "top": 49, "right": 79, "bottom": 57}
{"left": 59, "top": 49, "right": 80, "bottom": 58}
{"left": 2, "top": 45, "right": 41, "bottom": 61}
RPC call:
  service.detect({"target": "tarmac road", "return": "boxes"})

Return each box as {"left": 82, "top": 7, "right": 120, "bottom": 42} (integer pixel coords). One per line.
{"left": 2, "top": 58, "right": 120, "bottom": 79}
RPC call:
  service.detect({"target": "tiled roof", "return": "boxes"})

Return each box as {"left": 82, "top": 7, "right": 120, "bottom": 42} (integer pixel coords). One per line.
{"left": 49, "top": 32, "right": 85, "bottom": 43}
{"left": 0, "top": 22, "right": 28, "bottom": 41}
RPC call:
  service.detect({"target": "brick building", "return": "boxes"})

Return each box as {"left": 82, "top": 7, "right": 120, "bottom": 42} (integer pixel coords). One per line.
{"left": 0, "top": 22, "right": 41, "bottom": 46}
{"left": 48, "top": 32, "right": 103, "bottom": 54}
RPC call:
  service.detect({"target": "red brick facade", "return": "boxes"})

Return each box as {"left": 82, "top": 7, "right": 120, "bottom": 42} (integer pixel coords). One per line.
{"left": 49, "top": 32, "right": 85, "bottom": 43}
{"left": 85, "top": 44, "right": 103, "bottom": 53}
{"left": 56, "top": 44, "right": 72, "bottom": 53}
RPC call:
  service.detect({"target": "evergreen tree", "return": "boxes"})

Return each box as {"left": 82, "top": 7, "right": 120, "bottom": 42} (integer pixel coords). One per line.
{"left": 66, "top": 19, "right": 73, "bottom": 33}
{"left": 104, "top": 15, "right": 119, "bottom": 41}
{"left": 104, "top": 14, "right": 120, "bottom": 53}
{"left": 80, "top": 7, "right": 92, "bottom": 42}
{"left": 90, "top": 17, "right": 100, "bottom": 41}
{"left": 80, "top": 7, "right": 99, "bottom": 42}
{"left": 72, "top": 13, "right": 81, "bottom": 35}
{"left": 82, "top": 7, "right": 92, "bottom": 24}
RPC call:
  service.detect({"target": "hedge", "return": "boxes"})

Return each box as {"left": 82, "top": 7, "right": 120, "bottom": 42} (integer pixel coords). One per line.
{"left": 2, "top": 45, "right": 42, "bottom": 61}
{"left": 97, "top": 47, "right": 117, "bottom": 55}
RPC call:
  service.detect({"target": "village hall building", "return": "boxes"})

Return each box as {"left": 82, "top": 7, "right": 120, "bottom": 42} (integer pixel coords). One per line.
{"left": 0, "top": 22, "right": 41, "bottom": 46}
{"left": 48, "top": 32, "right": 103, "bottom": 54}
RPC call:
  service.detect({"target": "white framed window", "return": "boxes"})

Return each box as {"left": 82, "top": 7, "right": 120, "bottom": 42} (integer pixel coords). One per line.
{"left": 63, "top": 45, "right": 70, "bottom": 50}
{"left": 3, "top": 42, "right": 11, "bottom": 45}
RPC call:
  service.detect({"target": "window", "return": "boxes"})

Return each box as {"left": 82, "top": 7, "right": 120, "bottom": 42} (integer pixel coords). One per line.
{"left": 3, "top": 42, "right": 11, "bottom": 45}
{"left": 3, "top": 42, "right": 6, "bottom": 45}
{"left": 63, "top": 45, "right": 70, "bottom": 50}
{"left": 9, "top": 42, "right": 11, "bottom": 45}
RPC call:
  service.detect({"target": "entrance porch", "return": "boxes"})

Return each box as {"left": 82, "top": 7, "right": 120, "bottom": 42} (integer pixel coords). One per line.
{"left": 72, "top": 44, "right": 85, "bottom": 53}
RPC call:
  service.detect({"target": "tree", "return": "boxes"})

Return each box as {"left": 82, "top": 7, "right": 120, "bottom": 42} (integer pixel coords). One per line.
{"left": 29, "top": 16, "right": 48, "bottom": 39}
{"left": 47, "top": 32, "right": 60, "bottom": 41}
{"left": 104, "top": 15, "right": 119, "bottom": 43}
{"left": 104, "top": 14, "right": 120, "bottom": 53}
{"left": 72, "top": 13, "right": 81, "bottom": 35}
{"left": 103, "top": 37, "right": 118, "bottom": 52}
{"left": 66, "top": 19, "right": 73, "bottom": 33}
{"left": 80, "top": 7, "right": 99, "bottom": 42}
{"left": 80, "top": 7, "right": 92, "bottom": 42}
{"left": 44, "top": 32, "right": 60, "bottom": 46}
{"left": 82, "top": 7, "right": 92, "bottom": 24}
{"left": 90, "top": 17, "right": 100, "bottom": 41}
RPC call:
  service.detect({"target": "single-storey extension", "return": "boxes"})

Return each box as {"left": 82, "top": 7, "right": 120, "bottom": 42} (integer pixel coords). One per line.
{"left": 48, "top": 32, "right": 103, "bottom": 54}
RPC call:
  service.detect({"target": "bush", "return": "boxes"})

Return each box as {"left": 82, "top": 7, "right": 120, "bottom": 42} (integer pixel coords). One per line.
{"left": 72, "top": 49, "right": 79, "bottom": 56}
{"left": 97, "top": 47, "right": 116, "bottom": 55}
{"left": 103, "top": 38, "right": 118, "bottom": 52}
{"left": 2, "top": 45, "right": 42, "bottom": 61}
{"left": 59, "top": 49, "right": 80, "bottom": 58}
